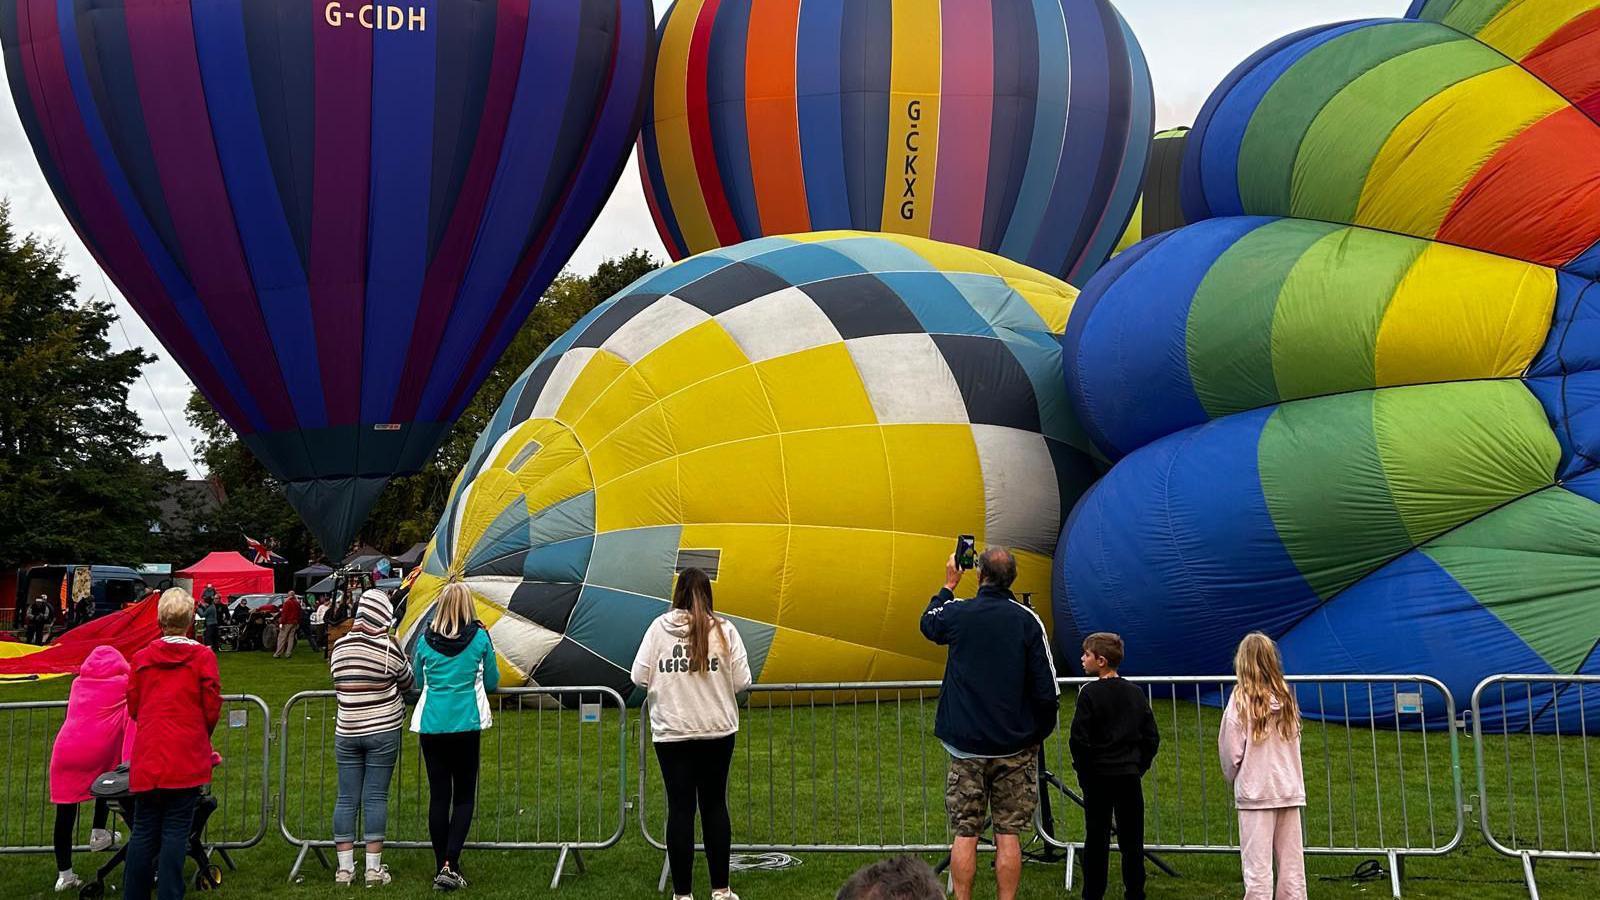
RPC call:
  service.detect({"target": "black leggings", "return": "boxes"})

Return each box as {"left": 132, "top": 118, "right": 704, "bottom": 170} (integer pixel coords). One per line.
{"left": 655, "top": 735, "right": 735, "bottom": 896}
{"left": 53, "top": 800, "right": 110, "bottom": 870}
{"left": 420, "top": 731, "right": 480, "bottom": 873}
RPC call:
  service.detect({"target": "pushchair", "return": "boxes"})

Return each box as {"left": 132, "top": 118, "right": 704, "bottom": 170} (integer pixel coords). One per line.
{"left": 79, "top": 766, "right": 226, "bottom": 898}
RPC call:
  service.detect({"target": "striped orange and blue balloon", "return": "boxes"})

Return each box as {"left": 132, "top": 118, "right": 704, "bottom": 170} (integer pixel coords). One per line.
{"left": 0, "top": 0, "right": 654, "bottom": 555}
{"left": 637, "top": 0, "right": 1153, "bottom": 285}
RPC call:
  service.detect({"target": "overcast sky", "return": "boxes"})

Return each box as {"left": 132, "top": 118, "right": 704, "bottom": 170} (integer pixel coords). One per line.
{"left": 0, "top": 0, "right": 1400, "bottom": 476}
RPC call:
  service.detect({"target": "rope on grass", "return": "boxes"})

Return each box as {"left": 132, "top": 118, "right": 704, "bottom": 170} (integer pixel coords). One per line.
{"left": 730, "top": 853, "right": 803, "bottom": 872}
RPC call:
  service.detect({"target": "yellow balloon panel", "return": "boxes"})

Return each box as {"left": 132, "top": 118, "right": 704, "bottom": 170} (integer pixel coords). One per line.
{"left": 406, "top": 233, "right": 1094, "bottom": 697}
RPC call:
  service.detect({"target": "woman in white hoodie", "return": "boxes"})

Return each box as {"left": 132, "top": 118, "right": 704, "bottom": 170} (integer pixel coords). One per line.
{"left": 630, "top": 568, "right": 751, "bottom": 900}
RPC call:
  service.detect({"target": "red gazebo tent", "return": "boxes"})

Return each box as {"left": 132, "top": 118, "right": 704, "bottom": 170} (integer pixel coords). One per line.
{"left": 175, "top": 552, "right": 274, "bottom": 599}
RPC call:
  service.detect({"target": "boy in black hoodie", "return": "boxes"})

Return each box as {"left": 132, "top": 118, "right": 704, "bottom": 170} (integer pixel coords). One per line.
{"left": 1070, "top": 632, "right": 1160, "bottom": 900}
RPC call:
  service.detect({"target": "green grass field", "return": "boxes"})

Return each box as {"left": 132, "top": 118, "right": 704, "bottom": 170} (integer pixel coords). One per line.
{"left": 0, "top": 652, "right": 1595, "bottom": 898}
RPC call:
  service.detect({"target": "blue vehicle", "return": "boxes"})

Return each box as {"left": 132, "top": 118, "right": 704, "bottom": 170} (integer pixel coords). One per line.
{"left": 15, "top": 564, "right": 152, "bottom": 627}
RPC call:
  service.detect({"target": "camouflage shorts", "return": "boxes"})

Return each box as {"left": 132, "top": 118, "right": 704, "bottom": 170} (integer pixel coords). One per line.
{"left": 945, "top": 746, "right": 1039, "bottom": 837}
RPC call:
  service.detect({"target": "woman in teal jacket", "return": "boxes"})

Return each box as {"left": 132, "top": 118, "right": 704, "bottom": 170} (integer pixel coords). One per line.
{"left": 410, "top": 582, "right": 497, "bottom": 891}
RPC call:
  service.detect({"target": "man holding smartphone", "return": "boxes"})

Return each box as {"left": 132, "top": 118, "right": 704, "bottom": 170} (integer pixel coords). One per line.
{"left": 920, "top": 544, "right": 1060, "bottom": 900}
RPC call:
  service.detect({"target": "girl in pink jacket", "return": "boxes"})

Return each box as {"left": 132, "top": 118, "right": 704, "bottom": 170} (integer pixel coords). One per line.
{"left": 48, "top": 645, "right": 136, "bottom": 893}
{"left": 1219, "top": 633, "right": 1306, "bottom": 900}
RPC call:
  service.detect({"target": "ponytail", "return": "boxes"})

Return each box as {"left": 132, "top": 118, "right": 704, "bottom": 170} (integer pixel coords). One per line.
{"left": 672, "top": 568, "right": 720, "bottom": 675}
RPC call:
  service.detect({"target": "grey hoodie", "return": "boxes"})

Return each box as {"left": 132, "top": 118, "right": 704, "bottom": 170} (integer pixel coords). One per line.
{"left": 630, "top": 609, "right": 752, "bottom": 742}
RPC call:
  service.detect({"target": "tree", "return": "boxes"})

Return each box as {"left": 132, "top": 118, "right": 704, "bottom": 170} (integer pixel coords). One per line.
{"left": 187, "top": 250, "right": 662, "bottom": 559}
{"left": 0, "top": 203, "right": 177, "bottom": 575}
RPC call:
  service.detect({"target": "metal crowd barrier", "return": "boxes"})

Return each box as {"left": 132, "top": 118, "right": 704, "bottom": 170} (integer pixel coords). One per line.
{"left": 1471, "top": 675, "right": 1600, "bottom": 900}
{"left": 279, "top": 686, "right": 627, "bottom": 887}
{"left": 636, "top": 676, "right": 1462, "bottom": 897}
{"left": 1039, "top": 676, "right": 1463, "bottom": 899}
{"left": 637, "top": 683, "right": 961, "bottom": 892}
{"left": 0, "top": 694, "right": 272, "bottom": 859}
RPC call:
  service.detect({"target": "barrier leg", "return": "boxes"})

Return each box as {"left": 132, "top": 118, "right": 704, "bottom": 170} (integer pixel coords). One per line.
{"left": 1387, "top": 850, "right": 1403, "bottom": 899}
{"left": 658, "top": 854, "right": 671, "bottom": 893}
{"left": 551, "top": 845, "right": 587, "bottom": 889}
{"left": 1520, "top": 852, "right": 1540, "bottom": 900}
{"left": 287, "top": 843, "right": 310, "bottom": 884}
{"left": 1064, "top": 845, "right": 1075, "bottom": 892}
{"left": 216, "top": 847, "right": 236, "bottom": 871}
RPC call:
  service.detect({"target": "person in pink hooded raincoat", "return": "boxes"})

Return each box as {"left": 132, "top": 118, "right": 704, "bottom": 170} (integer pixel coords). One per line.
{"left": 49, "top": 645, "right": 137, "bottom": 893}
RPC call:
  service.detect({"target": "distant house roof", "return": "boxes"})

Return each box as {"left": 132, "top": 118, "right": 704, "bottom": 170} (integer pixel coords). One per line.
{"left": 343, "top": 544, "right": 385, "bottom": 565}
{"left": 152, "top": 479, "right": 223, "bottom": 534}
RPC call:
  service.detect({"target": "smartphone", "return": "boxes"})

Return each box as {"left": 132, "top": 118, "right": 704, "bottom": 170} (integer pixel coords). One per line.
{"left": 955, "top": 535, "right": 976, "bottom": 571}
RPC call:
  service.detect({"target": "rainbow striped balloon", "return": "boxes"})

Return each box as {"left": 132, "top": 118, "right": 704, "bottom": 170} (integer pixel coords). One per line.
{"left": 637, "top": 0, "right": 1153, "bottom": 285}
{"left": 1059, "top": 0, "right": 1600, "bottom": 731}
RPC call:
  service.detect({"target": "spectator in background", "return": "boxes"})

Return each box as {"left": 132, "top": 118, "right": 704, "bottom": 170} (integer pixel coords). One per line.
{"left": 324, "top": 594, "right": 354, "bottom": 659}
{"left": 309, "top": 598, "right": 329, "bottom": 653}
{"left": 273, "top": 592, "right": 302, "bottom": 659}
{"left": 65, "top": 595, "right": 91, "bottom": 629}
{"left": 26, "top": 593, "right": 54, "bottom": 644}
{"left": 200, "top": 584, "right": 218, "bottom": 609}
{"left": 124, "top": 588, "right": 221, "bottom": 900}
{"left": 836, "top": 856, "right": 945, "bottom": 900}
{"left": 921, "top": 548, "right": 1058, "bottom": 900}
{"left": 196, "top": 593, "right": 220, "bottom": 652}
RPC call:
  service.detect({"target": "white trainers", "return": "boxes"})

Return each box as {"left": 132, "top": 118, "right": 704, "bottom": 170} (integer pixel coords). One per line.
{"left": 710, "top": 890, "right": 741, "bottom": 900}
{"left": 334, "top": 868, "right": 356, "bottom": 886}
{"left": 364, "top": 865, "right": 392, "bottom": 886}
{"left": 54, "top": 872, "right": 83, "bottom": 893}
{"left": 88, "top": 828, "right": 120, "bottom": 851}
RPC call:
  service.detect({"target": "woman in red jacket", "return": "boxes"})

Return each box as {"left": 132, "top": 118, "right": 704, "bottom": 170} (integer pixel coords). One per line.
{"left": 123, "top": 588, "right": 221, "bottom": 900}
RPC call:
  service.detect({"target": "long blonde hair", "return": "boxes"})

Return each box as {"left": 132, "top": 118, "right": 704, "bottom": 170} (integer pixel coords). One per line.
{"left": 430, "top": 582, "right": 476, "bottom": 639}
{"left": 1233, "top": 632, "right": 1299, "bottom": 741}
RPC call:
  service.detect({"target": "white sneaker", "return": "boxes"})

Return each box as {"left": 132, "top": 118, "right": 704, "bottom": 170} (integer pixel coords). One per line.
{"left": 710, "top": 890, "right": 741, "bottom": 900}
{"left": 365, "top": 865, "right": 392, "bottom": 886}
{"left": 335, "top": 868, "right": 356, "bottom": 886}
{"left": 672, "top": 895, "right": 693, "bottom": 900}
{"left": 54, "top": 872, "right": 83, "bottom": 893}
{"left": 88, "top": 828, "right": 119, "bottom": 851}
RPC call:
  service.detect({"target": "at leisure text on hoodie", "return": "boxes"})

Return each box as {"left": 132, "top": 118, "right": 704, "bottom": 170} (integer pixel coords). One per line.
{"left": 410, "top": 621, "right": 498, "bottom": 735}
{"left": 51, "top": 646, "right": 136, "bottom": 804}
{"left": 630, "top": 610, "right": 753, "bottom": 742}
{"left": 127, "top": 636, "right": 222, "bottom": 793}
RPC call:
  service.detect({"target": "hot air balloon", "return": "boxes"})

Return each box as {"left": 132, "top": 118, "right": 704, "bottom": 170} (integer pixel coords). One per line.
{"left": 637, "top": 0, "right": 1153, "bottom": 286}
{"left": 1056, "top": 0, "right": 1600, "bottom": 731}
{"left": 1111, "top": 126, "right": 1189, "bottom": 255}
{"left": 400, "top": 232, "right": 1099, "bottom": 697}
{"left": 0, "top": 0, "right": 654, "bottom": 555}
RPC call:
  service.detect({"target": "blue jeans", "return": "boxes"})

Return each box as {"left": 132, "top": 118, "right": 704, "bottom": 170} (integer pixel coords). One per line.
{"left": 332, "top": 728, "right": 402, "bottom": 843}
{"left": 123, "top": 787, "right": 198, "bottom": 900}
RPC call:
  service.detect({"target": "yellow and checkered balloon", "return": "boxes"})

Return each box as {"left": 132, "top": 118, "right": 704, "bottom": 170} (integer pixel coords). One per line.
{"left": 400, "top": 232, "right": 1095, "bottom": 695}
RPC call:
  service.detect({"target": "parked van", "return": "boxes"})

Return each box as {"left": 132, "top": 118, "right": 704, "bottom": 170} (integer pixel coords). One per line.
{"left": 14, "top": 564, "right": 151, "bottom": 626}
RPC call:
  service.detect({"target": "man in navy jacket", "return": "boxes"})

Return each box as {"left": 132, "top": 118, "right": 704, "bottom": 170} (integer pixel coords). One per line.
{"left": 921, "top": 547, "right": 1059, "bottom": 900}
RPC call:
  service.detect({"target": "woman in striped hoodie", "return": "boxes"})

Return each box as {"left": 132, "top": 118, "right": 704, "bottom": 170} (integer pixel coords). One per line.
{"left": 329, "top": 588, "right": 414, "bottom": 886}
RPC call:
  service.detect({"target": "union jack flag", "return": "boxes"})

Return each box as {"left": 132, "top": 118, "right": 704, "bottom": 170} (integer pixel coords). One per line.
{"left": 245, "top": 534, "right": 286, "bottom": 565}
